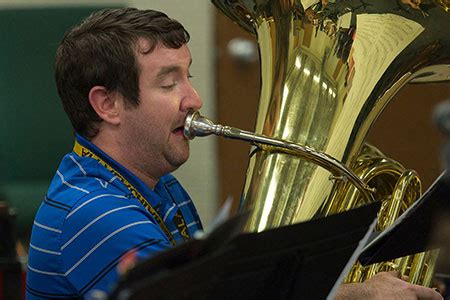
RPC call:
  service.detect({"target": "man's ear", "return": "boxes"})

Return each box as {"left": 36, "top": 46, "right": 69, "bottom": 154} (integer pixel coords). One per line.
{"left": 88, "top": 86, "right": 121, "bottom": 125}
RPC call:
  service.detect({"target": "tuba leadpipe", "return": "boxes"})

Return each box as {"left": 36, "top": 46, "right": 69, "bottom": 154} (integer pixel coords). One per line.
{"left": 184, "top": 110, "right": 375, "bottom": 202}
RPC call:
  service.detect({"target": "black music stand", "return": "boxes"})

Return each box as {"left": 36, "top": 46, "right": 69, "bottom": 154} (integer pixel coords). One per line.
{"left": 110, "top": 202, "right": 380, "bottom": 300}
{"left": 359, "top": 171, "right": 450, "bottom": 266}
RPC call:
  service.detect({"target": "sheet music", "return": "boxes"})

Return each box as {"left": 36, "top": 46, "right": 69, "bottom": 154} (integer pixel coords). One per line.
{"left": 194, "top": 196, "right": 234, "bottom": 239}
{"left": 326, "top": 217, "right": 378, "bottom": 300}
{"left": 325, "top": 13, "right": 424, "bottom": 164}
{"left": 350, "top": 13, "right": 424, "bottom": 103}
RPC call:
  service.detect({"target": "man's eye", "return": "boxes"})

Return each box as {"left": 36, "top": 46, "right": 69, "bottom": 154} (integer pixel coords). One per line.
{"left": 161, "top": 81, "right": 178, "bottom": 89}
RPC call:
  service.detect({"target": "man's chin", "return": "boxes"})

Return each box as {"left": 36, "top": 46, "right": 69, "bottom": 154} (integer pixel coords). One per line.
{"left": 172, "top": 157, "right": 189, "bottom": 169}
{"left": 167, "top": 150, "right": 190, "bottom": 170}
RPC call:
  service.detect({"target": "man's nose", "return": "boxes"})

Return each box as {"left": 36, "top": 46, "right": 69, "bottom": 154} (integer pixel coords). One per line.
{"left": 181, "top": 85, "right": 203, "bottom": 112}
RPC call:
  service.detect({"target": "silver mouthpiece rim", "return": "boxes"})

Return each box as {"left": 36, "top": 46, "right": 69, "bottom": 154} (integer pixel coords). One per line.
{"left": 184, "top": 110, "right": 199, "bottom": 140}
{"left": 183, "top": 110, "right": 224, "bottom": 139}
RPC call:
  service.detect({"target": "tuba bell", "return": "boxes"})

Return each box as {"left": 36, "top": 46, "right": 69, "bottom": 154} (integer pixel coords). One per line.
{"left": 199, "top": 0, "right": 450, "bottom": 286}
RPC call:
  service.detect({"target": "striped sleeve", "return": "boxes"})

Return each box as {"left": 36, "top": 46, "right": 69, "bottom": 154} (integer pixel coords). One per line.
{"left": 60, "top": 191, "right": 172, "bottom": 295}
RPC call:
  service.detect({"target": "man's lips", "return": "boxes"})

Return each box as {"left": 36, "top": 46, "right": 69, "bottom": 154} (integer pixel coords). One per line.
{"left": 172, "top": 117, "right": 187, "bottom": 136}
{"left": 172, "top": 126, "right": 185, "bottom": 135}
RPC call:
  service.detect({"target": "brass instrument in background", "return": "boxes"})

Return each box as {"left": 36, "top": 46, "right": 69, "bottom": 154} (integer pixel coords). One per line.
{"left": 196, "top": 0, "right": 450, "bottom": 286}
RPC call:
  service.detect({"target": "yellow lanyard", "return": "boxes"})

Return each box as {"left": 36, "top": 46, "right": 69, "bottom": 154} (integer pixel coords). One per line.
{"left": 73, "top": 141, "right": 186, "bottom": 246}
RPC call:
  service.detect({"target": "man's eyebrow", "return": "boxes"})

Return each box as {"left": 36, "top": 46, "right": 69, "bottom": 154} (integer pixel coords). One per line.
{"left": 155, "top": 59, "right": 193, "bottom": 80}
{"left": 156, "top": 65, "right": 181, "bottom": 80}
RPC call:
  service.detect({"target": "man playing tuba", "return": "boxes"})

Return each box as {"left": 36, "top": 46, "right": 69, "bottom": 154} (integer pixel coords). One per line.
{"left": 25, "top": 7, "right": 443, "bottom": 300}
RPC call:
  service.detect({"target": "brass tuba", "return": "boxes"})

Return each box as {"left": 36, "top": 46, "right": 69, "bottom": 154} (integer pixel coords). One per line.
{"left": 202, "top": 0, "right": 450, "bottom": 286}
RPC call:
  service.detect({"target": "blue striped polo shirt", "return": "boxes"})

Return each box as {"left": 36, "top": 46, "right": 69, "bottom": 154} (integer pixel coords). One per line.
{"left": 26, "top": 133, "right": 203, "bottom": 299}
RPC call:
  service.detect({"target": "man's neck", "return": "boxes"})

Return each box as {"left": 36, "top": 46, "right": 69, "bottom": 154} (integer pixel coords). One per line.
{"left": 90, "top": 133, "right": 160, "bottom": 189}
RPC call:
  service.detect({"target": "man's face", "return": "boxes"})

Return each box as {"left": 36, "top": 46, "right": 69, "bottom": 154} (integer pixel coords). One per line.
{"left": 120, "top": 40, "right": 202, "bottom": 177}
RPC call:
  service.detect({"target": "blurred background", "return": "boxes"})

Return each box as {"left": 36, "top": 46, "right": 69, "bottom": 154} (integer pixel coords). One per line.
{"left": 1, "top": 0, "right": 449, "bottom": 248}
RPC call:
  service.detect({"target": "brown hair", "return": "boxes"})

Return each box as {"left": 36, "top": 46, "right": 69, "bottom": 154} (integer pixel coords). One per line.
{"left": 55, "top": 8, "right": 190, "bottom": 138}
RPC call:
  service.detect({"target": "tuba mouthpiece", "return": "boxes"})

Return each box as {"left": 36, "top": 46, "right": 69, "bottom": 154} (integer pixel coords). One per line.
{"left": 184, "top": 110, "right": 225, "bottom": 139}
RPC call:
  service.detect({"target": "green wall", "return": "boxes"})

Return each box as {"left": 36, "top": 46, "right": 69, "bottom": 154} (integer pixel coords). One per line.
{"left": 0, "top": 7, "right": 109, "bottom": 237}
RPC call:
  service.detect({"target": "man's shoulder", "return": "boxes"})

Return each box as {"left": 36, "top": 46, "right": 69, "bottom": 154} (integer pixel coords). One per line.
{"left": 30, "top": 151, "right": 133, "bottom": 242}
{"left": 46, "top": 152, "right": 128, "bottom": 207}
